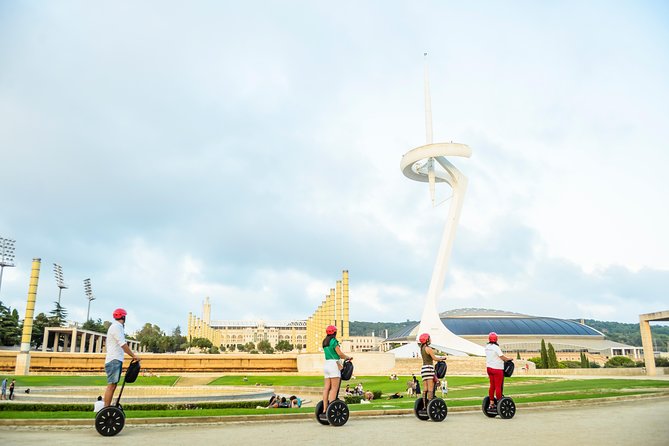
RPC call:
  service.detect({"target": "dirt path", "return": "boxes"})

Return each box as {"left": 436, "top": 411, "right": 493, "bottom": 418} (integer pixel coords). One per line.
{"left": 3, "top": 396, "right": 668, "bottom": 445}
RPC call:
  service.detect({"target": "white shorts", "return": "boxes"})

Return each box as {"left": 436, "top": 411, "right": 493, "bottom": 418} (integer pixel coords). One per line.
{"left": 324, "top": 359, "right": 341, "bottom": 378}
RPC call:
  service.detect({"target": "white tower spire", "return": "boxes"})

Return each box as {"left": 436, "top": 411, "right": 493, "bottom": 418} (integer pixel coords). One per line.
{"left": 400, "top": 54, "right": 485, "bottom": 357}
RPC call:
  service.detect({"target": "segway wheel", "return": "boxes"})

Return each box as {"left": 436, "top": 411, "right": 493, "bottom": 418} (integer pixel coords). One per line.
{"left": 482, "top": 397, "right": 497, "bottom": 418}
{"left": 326, "top": 400, "right": 349, "bottom": 426}
{"left": 497, "top": 397, "right": 516, "bottom": 419}
{"left": 413, "top": 398, "right": 429, "bottom": 421}
{"left": 95, "top": 406, "right": 125, "bottom": 436}
{"left": 315, "top": 401, "right": 330, "bottom": 425}
{"left": 427, "top": 398, "right": 447, "bottom": 422}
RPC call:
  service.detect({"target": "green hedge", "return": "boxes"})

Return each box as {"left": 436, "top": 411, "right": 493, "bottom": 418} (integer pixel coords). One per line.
{"left": 343, "top": 395, "right": 362, "bottom": 404}
{"left": 0, "top": 401, "right": 262, "bottom": 412}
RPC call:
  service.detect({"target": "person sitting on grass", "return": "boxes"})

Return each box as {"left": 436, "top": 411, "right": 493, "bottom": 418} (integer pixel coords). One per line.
{"left": 289, "top": 395, "right": 302, "bottom": 408}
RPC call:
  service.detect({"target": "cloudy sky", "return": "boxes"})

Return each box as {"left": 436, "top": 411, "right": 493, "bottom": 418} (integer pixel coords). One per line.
{"left": 1, "top": 1, "right": 668, "bottom": 334}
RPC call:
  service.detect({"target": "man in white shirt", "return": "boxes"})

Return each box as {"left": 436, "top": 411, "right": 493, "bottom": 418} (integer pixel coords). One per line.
{"left": 93, "top": 395, "right": 105, "bottom": 413}
{"left": 104, "top": 308, "right": 139, "bottom": 407}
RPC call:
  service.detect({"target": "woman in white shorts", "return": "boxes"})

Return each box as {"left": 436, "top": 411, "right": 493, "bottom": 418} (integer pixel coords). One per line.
{"left": 320, "top": 325, "right": 352, "bottom": 418}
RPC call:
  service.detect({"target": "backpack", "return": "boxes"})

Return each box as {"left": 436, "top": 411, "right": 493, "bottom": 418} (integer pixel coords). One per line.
{"left": 340, "top": 360, "right": 354, "bottom": 381}
{"left": 125, "top": 360, "right": 141, "bottom": 383}
{"left": 435, "top": 360, "right": 447, "bottom": 379}
{"left": 503, "top": 360, "right": 515, "bottom": 378}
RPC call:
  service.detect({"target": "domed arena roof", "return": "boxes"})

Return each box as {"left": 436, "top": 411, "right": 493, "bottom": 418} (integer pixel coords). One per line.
{"left": 387, "top": 308, "right": 603, "bottom": 340}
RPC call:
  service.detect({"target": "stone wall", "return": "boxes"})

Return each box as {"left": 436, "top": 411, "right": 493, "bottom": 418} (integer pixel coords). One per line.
{"left": 0, "top": 351, "right": 297, "bottom": 373}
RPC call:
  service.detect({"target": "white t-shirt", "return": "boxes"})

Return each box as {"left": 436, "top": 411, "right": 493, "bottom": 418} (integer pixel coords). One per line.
{"left": 94, "top": 400, "right": 105, "bottom": 413}
{"left": 485, "top": 343, "right": 505, "bottom": 370}
{"left": 105, "top": 320, "right": 127, "bottom": 364}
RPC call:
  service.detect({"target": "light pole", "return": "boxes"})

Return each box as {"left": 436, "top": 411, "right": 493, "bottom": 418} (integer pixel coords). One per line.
{"left": 84, "top": 278, "right": 95, "bottom": 322}
{"left": 53, "top": 263, "right": 68, "bottom": 305}
{"left": 0, "top": 237, "right": 16, "bottom": 298}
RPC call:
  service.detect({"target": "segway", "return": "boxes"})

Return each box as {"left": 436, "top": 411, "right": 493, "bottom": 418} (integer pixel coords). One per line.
{"left": 482, "top": 360, "right": 516, "bottom": 419}
{"left": 315, "top": 359, "right": 353, "bottom": 427}
{"left": 414, "top": 360, "right": 448, "bottom": 422}
{"left": 95, "top": 359, "right": 141, "bottom": 436}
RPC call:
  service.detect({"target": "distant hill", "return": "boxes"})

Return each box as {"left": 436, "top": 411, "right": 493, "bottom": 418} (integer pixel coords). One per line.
{"left": 582, "top": 319, "right": 669, "bottom": 351}
{"left": 349, "top": 320, "right": 418, "bottom": 338}
{"left": 350, "top": 319, "right": 669, "bottom": 351}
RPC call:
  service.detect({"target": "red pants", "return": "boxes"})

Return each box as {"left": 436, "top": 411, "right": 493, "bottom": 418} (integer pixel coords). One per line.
{"left": 487, "top": 367, "right": 504, "bottom": 403}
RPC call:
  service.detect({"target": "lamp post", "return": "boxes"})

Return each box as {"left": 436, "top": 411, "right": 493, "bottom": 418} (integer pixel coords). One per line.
{"left": 53, "top": 263, "right": 68, "bottom": 305}
{"left": 0, "top": 237, "right": 16, "bottom": 298}
{"left": 84, "top": 278, "right": 95, "bottom": 322}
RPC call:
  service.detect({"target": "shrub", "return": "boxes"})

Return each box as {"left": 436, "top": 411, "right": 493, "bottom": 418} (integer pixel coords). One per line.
{"left": 604, "top": 356, "right": 636, "bottom": 368}
{"left": 656, "top": 357, "right": 669, "bottom": 367}
{"left": 589, "top": 362, "right": 601, "bottom": 368}
{"left": 372, "top": 390, "right": 382, "bottom": 400}
{"left": 560, "top": 361, "right": 581, "bottom": 369}
{"left": 528, "top": 357, "right": 544, "bottom": 369}
{"left": 344, "top": 395, "right": 362, "bottom": 404}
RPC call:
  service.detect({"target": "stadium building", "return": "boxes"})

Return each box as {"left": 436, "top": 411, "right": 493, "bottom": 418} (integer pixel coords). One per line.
{"left": 383, "top": 308, "right": 643, "bottom": 364}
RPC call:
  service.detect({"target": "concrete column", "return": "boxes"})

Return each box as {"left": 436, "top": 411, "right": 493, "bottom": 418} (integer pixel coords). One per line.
{"left": 88, "top": 334, "right": 96, "bottom": 353}
{"left": 640, "top": 319, "right": 656, "bottom": 376}
{"left": 96, "top": 335, "right": 103, "bottom": 353}
{"left": 16, "top": 258, "right": 42, "bottom": 375}
{"left": 42, "top": 328, "right": 50, "bottom": 352}
{"left": 70, "top": 329, "right": 77, "bottom": 353}
{"left": 63, "top": 333, "right": 70, "bottom": 351}
{"left": 79, "top": 332, "right": 87, "bottom": 353}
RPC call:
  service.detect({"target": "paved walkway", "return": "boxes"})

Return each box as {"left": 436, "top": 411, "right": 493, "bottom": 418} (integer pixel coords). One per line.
{"left": 3, "top": 397, "right": 668, "bottom": 445}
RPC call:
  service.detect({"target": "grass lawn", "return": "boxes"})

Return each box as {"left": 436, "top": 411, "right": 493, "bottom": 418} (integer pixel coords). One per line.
{"left": 0, "top": 375, "right": 179, "bottom": 387}
{"left": 0, "top": 389, "right": 659, "bottom": 419}
{"left": 2, "top": 375, "right": 667, "bottom": 420}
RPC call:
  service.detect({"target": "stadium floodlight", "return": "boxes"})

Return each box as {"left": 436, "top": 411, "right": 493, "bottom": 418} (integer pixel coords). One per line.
{"left": 0, "top": 237, "right": 16, "bottom": 298}
{"left": 53, "top": 263, "right": 68, "bottom": 305}
{"left": 84, "top": 278, "right": 96, "bottom": 322}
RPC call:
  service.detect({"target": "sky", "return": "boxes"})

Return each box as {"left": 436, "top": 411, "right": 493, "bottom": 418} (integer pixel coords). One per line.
{"left": 1, "top": 1, "right": 668, "bottom": 335}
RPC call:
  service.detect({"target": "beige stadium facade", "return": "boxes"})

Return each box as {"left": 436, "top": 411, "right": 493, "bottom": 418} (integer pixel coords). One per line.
{"left": 188, "top": 271, "right": 361, "bottom": 353}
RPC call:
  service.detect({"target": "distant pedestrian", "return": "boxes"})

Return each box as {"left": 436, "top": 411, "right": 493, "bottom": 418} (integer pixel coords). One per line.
{"left": 94, "top": 395, "right": 105, "bottom": 413}
{"left": 9, "top": 379, "right": 15, "bottom": 400}
{"left": 1, "top": 378, "right": 6, "bottom": 400}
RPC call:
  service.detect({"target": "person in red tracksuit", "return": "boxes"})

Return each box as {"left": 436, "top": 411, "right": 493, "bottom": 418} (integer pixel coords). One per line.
{"left": 485, "top": 332, "right": 512, "bottom": 410}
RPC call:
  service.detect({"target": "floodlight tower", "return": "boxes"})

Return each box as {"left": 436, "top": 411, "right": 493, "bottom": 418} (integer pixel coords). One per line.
{"left": 0, "top": 237, "right": 16, "bottom": 298}
{"left": 399, "top": 54, "right": 484, "bottom": 356}
{"left": 84, "top": 278, "right": 95, "bottom": 322}
{"left": 53, "top": 263, "right": 68, "bottom": 305}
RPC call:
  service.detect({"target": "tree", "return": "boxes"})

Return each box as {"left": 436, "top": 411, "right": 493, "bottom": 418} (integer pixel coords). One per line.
{"left": 0, "top": 302, "right": 20, "bottom": 346}
{"left": 82, "top": 318, "right": 106, "bottom": 333}
{"left": 579, "top": 351, "right": 590, "bottom": 368}
{"left": 257, "top": 340, "right": 274, "bottom": 354}
{"left": 547, "top": 342, "right": 559, "bottom": 368}
{"left": 241, "top": 342, "right": 255, "bottom": 352}
{"left": 136, "top": 323, "right": 165, "bottom": 353}
{"left": 275, "top": 340, "right": 293, "bottom": 352}
{"left": 516, "top": 351, "right": 521, "bottom": 360}
{"left": 540, "top": 339, "right": 549, "bottom": 369}
{"left": 48, "top": 302, "right": 67, "bottom": 327}
{"left": 31, "top": 312, "right": 51, "bottom": 349}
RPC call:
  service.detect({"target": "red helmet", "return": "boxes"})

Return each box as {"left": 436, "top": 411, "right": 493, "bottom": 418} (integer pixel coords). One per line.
{"left": 488, "top": 332, "right": 498, "bottom": 343}
{"left": 326, "top": 325, "right": 337, "bottom": 335}
{"left": 113, "top": 308, "right": 127, "bottom": 320}
{"left": 419, "top": 333, "right": 430, "bottom": 344}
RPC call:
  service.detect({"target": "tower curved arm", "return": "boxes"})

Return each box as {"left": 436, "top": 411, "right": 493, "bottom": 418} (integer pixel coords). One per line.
{"left": 400, "top": 142, "right": 485, "bottom": 357}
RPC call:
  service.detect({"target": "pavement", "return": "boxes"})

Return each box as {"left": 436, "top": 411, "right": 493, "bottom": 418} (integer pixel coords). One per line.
{"left": 2, "top": 396, "right": 668, "bottom": 446}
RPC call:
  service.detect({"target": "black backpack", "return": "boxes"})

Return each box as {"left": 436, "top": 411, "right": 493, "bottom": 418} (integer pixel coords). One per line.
{"left": 503, "top": 360, "right": 514, "bottom": 378}
{"left": 340, "top": 360, "right": 354, "bottom": 381}
{"left": 435, "top": 360, "right": 447, "bottom": 379}
{"left": 125, "top": 360, "right": 141, "bottom": 383}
